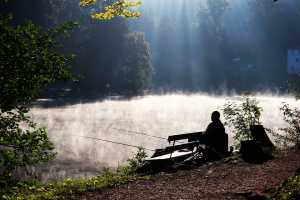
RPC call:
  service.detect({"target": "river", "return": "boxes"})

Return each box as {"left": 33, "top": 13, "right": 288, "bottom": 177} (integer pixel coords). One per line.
{"left": 29, "top": 93, "right": 299, "bottom": 181}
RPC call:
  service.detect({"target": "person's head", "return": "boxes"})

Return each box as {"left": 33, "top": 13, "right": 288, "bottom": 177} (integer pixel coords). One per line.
{"left": 211, "top": 111, "right": 220, "bottom": 122}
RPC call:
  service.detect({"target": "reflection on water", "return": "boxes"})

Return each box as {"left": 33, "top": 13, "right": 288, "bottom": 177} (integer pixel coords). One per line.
{"left": 30, "top": 93, "right": 299, "bottom": 180}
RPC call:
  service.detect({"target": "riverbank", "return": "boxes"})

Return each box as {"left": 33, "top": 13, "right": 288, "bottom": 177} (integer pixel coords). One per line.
{"left": 2, "top": 149, "right": 300, "bottom": 199}
{"left": 72, "top": 149, "right": 300, "bottom": 200}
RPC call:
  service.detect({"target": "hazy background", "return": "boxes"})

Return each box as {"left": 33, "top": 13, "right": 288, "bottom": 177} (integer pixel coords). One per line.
{"left": 3, "top": 0, "right": 300, "bottom": 97}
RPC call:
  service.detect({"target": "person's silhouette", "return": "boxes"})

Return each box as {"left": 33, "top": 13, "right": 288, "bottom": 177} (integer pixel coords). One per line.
{"left": 204, "top": 111, "right": 228, "bottom": 159}
{"left": 205, "top": 111, "right": 225, "bottom": 136}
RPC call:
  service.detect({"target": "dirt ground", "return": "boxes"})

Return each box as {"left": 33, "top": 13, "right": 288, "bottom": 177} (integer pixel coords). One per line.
{"left": 72, "top": 149, "right": 300, "bottom": 200}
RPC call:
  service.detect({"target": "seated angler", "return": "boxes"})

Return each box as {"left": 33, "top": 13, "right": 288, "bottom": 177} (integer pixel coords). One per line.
{"left": 204, "top": 111, "right": 228, "bottom": 160}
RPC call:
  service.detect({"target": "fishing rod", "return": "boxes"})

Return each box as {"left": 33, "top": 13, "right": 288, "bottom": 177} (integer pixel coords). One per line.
{"left": 109, "top": 127, "right": 187, "bottom": 144}
{"left": 110, "top": 127, "right": 168, "bottom": 140}
{"left": 92, "top": 120, "right": 196, "bottom": 143}
{"left": 67, "top": 125, "right": 195, "bottom": 150}
{"left": 72, "top": 134, "right": 156, "bottom": 151}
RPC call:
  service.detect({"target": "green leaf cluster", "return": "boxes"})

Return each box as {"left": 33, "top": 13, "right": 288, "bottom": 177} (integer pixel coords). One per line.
{"left": 222, "top": 97, "right": 263, "bottom": 147}
{"left": 0, "top": 9, "right": 76, "bottom": 181}
{"left": 1, "top": 172, "right": 150, "bottom": 200}
{"left": 269, "top": 169, "right": 300, "bottom": 200}
{"left": 0, "top": 14, "right": 76, "bottom": 111}
{"left": 1, "top": 149, "right": 150, "bottom": 200}
{"left": 0, "top": 108, "right": 56, "bottom": 181}
{"left": 80, "top": 0, "right": 141, "bottom": 20}
{"left": 270, "top": 103, "right": 300, "bottom": 149}
{"left": 118, "top": 146, "right": 147, "bottom": 175}
{"left": 114, "top": 32, "right": 153, "bottom": 95}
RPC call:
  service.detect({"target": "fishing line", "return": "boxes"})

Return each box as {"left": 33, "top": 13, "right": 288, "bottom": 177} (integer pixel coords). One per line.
{"left": 109, "top": 127, "right": 187, "bottom": 144}
{"left": 110, "top": 127, "right": 168, "bottom": 140}
{"left": 72, "top": 134, "right": 156, "bottom": 151}
{"left": 60, "top": 123, "right": 194, "bottom": 150}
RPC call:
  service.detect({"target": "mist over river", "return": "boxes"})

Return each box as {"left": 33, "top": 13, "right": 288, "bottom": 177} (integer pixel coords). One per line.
{"left": 30, "top": 93, "right": 299, "bottom": 181}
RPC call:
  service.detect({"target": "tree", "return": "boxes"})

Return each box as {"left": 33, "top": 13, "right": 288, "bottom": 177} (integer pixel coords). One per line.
{"left": 113, "top": 32, "right": 153, "bottom": 94}
{"left": 0, "top": 12, "right": 75, "bottom": 181}
{"left": 41, "top": 0, "right": 153, "bottom": 97}
{"left": 197, "top": 0, "right": 230, "bottom": 91}
{"left": 0, "top": 16, "right": 75, "bottom": 111}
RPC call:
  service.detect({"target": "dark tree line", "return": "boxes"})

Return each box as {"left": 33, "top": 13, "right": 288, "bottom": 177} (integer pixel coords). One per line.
{"left": 2, "top": 0, "right": 153, "bottom": 98}
{"left": 2, "top": 0, "right": 300, "bottom": 96}
{"left": 131, "top": 0, "right": 300, "bottom": 93}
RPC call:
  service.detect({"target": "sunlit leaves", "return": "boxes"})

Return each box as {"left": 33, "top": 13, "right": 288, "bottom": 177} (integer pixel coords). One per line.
{"left": 80, "top": 0, "right": 141, "bottom": 20}
{"left": 79, "top": 0, "right": 97, "bottom": 7}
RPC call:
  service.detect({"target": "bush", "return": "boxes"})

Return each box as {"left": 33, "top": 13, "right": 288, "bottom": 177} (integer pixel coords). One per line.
{"left": 1, "top": 148, "right": 150, "bottom": 200}
{"left": 117, "top": 147, "right": 147, "bottom": 175}
{"left": 269, "top": 169, "right": 300, "bottom": 200}
{"left": 0, "top": 10, "right": 76, "bottom": 182}
{"left": 222, "top": 97, "right": 263, "bottom": 148}
{"left": 0, "top": 108, "right": 56, "bottom": 182}
{"left": 270, "top": 103, "right": 300, "bottom": 149}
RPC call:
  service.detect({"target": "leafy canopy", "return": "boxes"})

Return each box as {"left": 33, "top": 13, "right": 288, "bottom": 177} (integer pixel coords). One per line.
{"left": 80, "top": 0, "right": 141, "bottom": 20}
{"left": 0, "top": 14, "right": 76, "bottom": 111}
{"left": 0, "top": 12, "right": 76, "bottom": 181}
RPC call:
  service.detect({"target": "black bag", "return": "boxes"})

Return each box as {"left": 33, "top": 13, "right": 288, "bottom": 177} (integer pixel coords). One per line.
{"left": 240, "top": 125, "right": 274, "bottom": 163}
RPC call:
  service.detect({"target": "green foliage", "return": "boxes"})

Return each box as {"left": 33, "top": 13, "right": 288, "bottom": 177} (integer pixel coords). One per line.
{"left": 114, "top": 32, "right": 153, "bottom": 94}
{"left": 118, "top": 147, "right": 147, "bottom": 175}
{"left": 1, "top": 149, "right": 150, "bottom": 200}
{"left": 1, "top": 172, "right": 150, "bottom": 200}
{"left": 269, "top": 169, "right": 300, "bottom": 200}
{"left": 222, "top": 97, "right": 262, "bottom": 147}
{"left": 44, "top": 0, "right": 152, "bottom": 96}
{"left": 0, "top": 108, "right": 56, "bottom": 181}
{"left": 0, "top": 14, "right": 76, "bottom": 111}
{"left": 0, "top": 10, "right": 76, "bottom": 181}
{"left": 128, "top": 147, "right": 147, "bottom": 170}
{"left": 270, "top": 103, "right": 300, "bottom": 149}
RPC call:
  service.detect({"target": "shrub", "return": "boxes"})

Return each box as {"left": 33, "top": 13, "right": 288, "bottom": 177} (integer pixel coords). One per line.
{"left": 0, "top": 108, "right": 56, "bottom": 182}
{"left": 222, "top": 97, "right": 262, "bottom": 147}
{"left": 1, "top": 148, "right": 150, "bottom": 200}
{"left": 269, "top": 169, "right": 300, "bottom": 200}
{"left": 270, "top": 103, "right": 300, "bottom": 149}
{"left": 0, "top": 10, "right": 76, "bottom": 182}
{"left": 118, "top": 147, "right": 147, "bottom": 175}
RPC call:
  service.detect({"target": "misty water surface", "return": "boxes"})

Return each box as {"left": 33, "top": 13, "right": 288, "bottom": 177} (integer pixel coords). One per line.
{"left": 29, "top": 94, "right": 299, "bottom": 181}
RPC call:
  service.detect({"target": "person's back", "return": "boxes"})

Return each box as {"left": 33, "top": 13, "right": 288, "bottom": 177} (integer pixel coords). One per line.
{"left": 205, "top": 111, "right": 228, "bottom": 158}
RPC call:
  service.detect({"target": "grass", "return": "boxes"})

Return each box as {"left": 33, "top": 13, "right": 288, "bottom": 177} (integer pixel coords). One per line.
{"left": 1, "top": 168, "right": 150, "bottom": 200}
{"left": 1, "top": 147, "right": 150, "bottom": 200}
